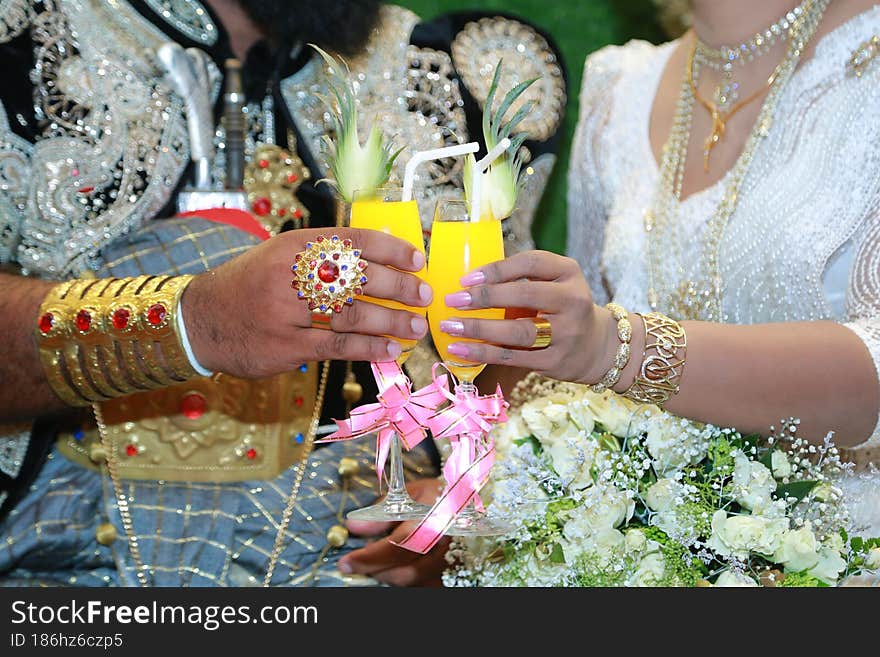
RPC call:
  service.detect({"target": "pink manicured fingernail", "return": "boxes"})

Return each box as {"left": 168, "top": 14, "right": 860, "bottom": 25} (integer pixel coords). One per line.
{"left": 445, "top": 291, "right": 472, "bottom": 308}
{"left": 447, "top": 343, "right": 469, "bottom": 358}
{"left": 386, "top": 341, "right": 402, "bottom": 359}
{"left": 460, "top": 270, "right": 486, "bottom": 286}
{"left": 338, "top": 560, "right": 353, "bottom": 574}
{"left": 419, "top": 282, "right": 433, "bottom": 303}
{"left": 439, "top": 320, "right": 465, "bottom": 336}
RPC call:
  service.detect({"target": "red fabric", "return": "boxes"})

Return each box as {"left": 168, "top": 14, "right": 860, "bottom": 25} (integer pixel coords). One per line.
{"left": 178, "top": 208, "right": 271, "bottom": 242}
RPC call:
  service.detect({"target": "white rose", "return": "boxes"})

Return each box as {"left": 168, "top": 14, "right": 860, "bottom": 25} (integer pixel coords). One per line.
{"left": 492, "top": 414, "right": 528, "bottom": 457}
{"left": 547, "top": 438, "right": 595, "bottom": 490}
{"left": 563, "top": 485, "right": 634, "bottom": 546}
{"left": 587, "top": 389, "right": 644, "bottom": 437}
{"left": 824, "top": 531, "right": 846, "bottom": 555}
{"left": 521, "top": 394, "right": 594, "bottom": 449}
{"left": 770, "top": 450, "right": 792, "bottom": 479}
{"left": 865, "top": 547, "right": 880, "bottom": 570}
{"left": 732, "top": 450, "right": 777, "bottom": 512}
{"left": 644, "top": 414, "right": 708, "bottom": 475}
{"left": 714, "top": 570, "right": 759, "bottom": 587}
{"left": 627, "top": 551, "right": 666, "bottom": 587}
{"left": 811, "top": 482, "right": 840, "bottom": 503}
{"left": 708, "top": 510, "right": 787, "bottom": 559}
{"left": 808, "top": 547, "right": 847, "bottom": 585}
{"left": 562, "top": 527, "right": 624, "bottom": 566}
{"left": 773, "top": 525, "right": 820, "bottom": 573}
{"left": 645, "top": 478, "right": 685, "bottom": 512}
{"left": 624, "top": 528, "right": 648, "bottom": 554}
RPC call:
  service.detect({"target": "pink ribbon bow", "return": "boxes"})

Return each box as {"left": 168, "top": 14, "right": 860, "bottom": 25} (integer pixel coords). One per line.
{"left": 318, "top": 360, "right": 449, "bottom": 487}
{"left": 395, "top": 366, "right": 508, "bottom": 554}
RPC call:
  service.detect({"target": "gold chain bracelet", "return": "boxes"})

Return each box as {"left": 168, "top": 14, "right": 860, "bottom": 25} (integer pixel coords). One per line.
{"left": 591, "top": 302, "right": 633, "bottom": 394}
{"left": 622, "top": 311, "right": 688, "bottom": 407}
{"left": 36, "top": 275, "right": 198, "bottom": 406}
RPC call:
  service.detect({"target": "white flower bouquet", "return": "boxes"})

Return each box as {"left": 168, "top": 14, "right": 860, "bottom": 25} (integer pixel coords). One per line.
{"left": 443, "top": 376, "right": 880, "bottom": 587}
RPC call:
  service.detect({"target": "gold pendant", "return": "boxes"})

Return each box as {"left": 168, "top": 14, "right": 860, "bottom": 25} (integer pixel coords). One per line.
{"left": 702, "top": 109, "right": 726, "bottom": 172}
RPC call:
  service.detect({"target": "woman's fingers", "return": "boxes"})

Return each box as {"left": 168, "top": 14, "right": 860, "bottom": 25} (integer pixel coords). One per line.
{"left": 445, "top": 280, "right": 562, "bottom": 312}
{"left": 462, "top": 250, "right": 579, "bottom": 286}
{"left": 332, "top": 300, "right": 428, "bottom": 340}
{"left": 439, "top": 316, "right": 548, "bottom": 348}
{"left": 445, "top": 339, "right": 551, "bottom": 370}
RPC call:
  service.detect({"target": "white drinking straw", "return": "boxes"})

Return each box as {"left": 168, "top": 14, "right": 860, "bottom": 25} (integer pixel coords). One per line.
{"left": 469, "top": 137, "right": 511, "bottom": 223}
{"left": 402, "top": 142, "right": 480, "bottom": 202}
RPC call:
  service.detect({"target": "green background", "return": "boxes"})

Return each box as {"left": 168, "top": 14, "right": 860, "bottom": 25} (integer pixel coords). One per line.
{"left": 398, "top": 0, "right": 665, "bottom": 254}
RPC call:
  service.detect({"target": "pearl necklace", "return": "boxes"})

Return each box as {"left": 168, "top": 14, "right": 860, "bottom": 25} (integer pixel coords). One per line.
{"left": 645, "top": 0, "right": 831, "bottom": 324}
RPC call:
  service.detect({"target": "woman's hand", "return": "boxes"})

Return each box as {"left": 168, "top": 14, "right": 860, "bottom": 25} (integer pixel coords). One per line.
{"left": 440, "top": 250, "right": 617, "bottom": 385}
{"left": 184, "top": 227, "right": 432, "bottom": 378}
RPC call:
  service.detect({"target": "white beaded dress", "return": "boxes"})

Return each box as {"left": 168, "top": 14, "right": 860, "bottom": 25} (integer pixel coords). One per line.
{"left": 567, "top": 7, "right": 880, "bottom": 537}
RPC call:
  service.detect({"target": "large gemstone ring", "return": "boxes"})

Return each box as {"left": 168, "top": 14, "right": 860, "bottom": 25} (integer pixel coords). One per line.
{"left": 291, "top": 235, "right": 368, "bottom": 316}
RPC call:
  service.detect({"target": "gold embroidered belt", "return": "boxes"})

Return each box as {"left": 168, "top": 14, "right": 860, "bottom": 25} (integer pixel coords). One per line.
{"left": 57, "top": 366, "right": 317, "bottom": 482}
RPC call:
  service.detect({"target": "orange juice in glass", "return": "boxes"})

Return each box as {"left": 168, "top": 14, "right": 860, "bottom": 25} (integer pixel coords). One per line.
{"left": 427, "top": 199, "right": 505, "bottom": 383}
{"left": 349, "top": 188, "right": 426, "bottom": 364}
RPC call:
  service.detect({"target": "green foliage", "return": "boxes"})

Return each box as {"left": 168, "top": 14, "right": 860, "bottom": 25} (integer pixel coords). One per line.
{"left": 778, "top": 571, "right": 830, "bottom": 588}
{"left": 398, "top": 0, "right": 665, "bottom": 253}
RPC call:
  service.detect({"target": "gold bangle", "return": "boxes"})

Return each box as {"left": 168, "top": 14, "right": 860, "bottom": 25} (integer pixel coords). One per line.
{"left": 622, "top": 311, "right": 687, "bottom": 407}
{"left": 591, "top": 302, "right": 633, "bottom": 394}
{"left": 36, "top": 274, "right": 199, "bottom": 406}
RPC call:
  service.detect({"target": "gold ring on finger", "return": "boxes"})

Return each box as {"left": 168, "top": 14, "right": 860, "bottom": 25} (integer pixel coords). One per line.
{"left": 529, "top": 316, "right": 552, "bottom": 349}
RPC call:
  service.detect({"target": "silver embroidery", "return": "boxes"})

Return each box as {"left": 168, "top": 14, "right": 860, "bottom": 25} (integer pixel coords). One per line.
{"left": 451, "top": 17, "right": 566, "bottom": 142}
{"left": 16, "top": 0, "right": 190, "bottom": 277}
{"left": 0, "top": 491, "right": 7, "bottom": 509}
{"left": 0, "top": 0, "right": 31, "bottom": 43}
{"left": 143, "top": 0, "right": 217, "bottom": 45}
{"left": 0, "top": 100, "right": 33, "bottom": 263}
{"left": 0, "top": 428, "right": 29, "bottom": 479}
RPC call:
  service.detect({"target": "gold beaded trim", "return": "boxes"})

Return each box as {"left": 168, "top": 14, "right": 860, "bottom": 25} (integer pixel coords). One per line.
{"left": 590, "top": 302, "right": 633, "bottom": 394}
{"left": 622, "top": 312, "right": 688, "bottom": 407}
{"left": 36, "top": 275, "right": 198, "bottom": 406}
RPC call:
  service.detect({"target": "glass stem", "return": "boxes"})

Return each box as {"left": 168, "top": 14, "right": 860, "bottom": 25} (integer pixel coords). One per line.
{"left": 384, "top": 433, "right": 411, "bottom": 505}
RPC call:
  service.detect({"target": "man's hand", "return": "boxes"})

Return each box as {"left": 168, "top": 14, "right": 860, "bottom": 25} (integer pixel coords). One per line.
{"left": 184, "top": 227, "right": 432, "bottom": 378}
{"left": 338, "top": 477, "right": 450, "bottom": 587}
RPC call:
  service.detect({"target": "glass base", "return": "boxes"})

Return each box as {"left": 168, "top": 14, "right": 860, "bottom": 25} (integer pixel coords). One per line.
{"left": 444, "top": 512, "right": 515, "bottom": 537}
{"left": 346, "top": 498, "right": 432, "bottom": 522}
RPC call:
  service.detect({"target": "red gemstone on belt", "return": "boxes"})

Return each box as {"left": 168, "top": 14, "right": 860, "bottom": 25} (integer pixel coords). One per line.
{"left": 258, "top": 159, "right": 270, "bottom": 169}
{"left": 112, "top": 308, "right": 131, "bottom": 330}
{"left": 253, "top": 197, "right": 272, "bottom": 216}
{"left": 75, "top": 309, "right": 92, "bottom": 332}
{"left": 295, "top": 397, "right": 304, "bottom": 407}
{"left": 317, "top": 261, "right": 339, "bottom": 283}
{"left": 246, "top": 448, "right": 257, "bottom": 460}
{"left": 147, "top": 303, "right": 167, "bottom": 327}
{"left": 180, "top": 392, "right": 207, "bottom": 420}
{"left": 38, "top": 312, "right": 54, "bottom": 334}
{"left": 126, "top": 444, "right": 138, "bottom": 457}
{"left": 287, "top": 173, "right": 298, "bottom": 183}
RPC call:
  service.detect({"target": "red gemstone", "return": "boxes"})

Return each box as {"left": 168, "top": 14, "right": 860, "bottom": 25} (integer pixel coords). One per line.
{"left": 253, "top": 197, "right": 272, "bottom": 216}
{"left": 258, "top": 159, "right": 270, "bottom": 169}
{"left": 147, "top": 303, "right": 167, "bottom": 327}
{"left": 112, "top": 308, "right": 131, "bottom": 330}
{"left": 332, "top": 253, "right": 340, "bottom": 260}
{"left": 343, "top": 239, "right": 352, "bottom": 247}
{"left": 317, "top": 236, "right": 325, "bottom": 243}
{"left": 308, "top": 301, "right": 317, "bottom": 311}
{"left": 75, "top": 309, "right": 92, "bottom": 332}
{"left": 246, "top": 448, "right": 257, "bottom": 460}
{"left": 357, "top": 261, "right": 367, "bottom": 269}
{"left": 354, "top": 287, "right": 363, "bottom": 295}
{"left": 126, "top": 444, "right": 138, "bottom": 457}
{"left": 180, "top": 392, "right": 207, "bottom": 420}
{"left": 295, "top": 253, "right": 302, "bottom": 262}
{"left": 317, "top": 261, "right": 339, "bottom": 283}
{"left": 38, "top": 312, "right": 54, "bottom": 335}
{"left": 295, "top": 397, "right": 304, "bottom": 407}
{"left": 78, "top": 185, "right": 95, "bottom": 194}
{"left": 290, "top": 280, "right": 299, "bottom": 289}
{"left": 287, "top": 173, "right": 299, "bottom": 183}
{"left": 314, "top": 283, "right": 323, "bottom": 291}
{"left": 338, "top": 279, "right": 346, "bottom": 285}
{"left": 294, "top": 208, "right": 303, "bottom": 219}
{"left": 278, "top": 207, "right": 287, "bottom": 217}
{"left": 332, "top": 303, "right": 343, "bottom": 313}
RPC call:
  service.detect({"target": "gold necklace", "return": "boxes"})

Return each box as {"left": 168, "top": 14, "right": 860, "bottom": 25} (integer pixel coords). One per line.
{"left": 646, "top": 0, "right": 830, "bottom": 323}
{"left": 93, "top": 360, "right": 330, "bottom": 587}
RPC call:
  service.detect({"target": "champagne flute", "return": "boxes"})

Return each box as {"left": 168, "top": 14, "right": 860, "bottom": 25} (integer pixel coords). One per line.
{"left": 427, "top": 198, "right": 513, "bottom": 536}
{"left": 345, "top": 187, "right": 431, "bottom": 521}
